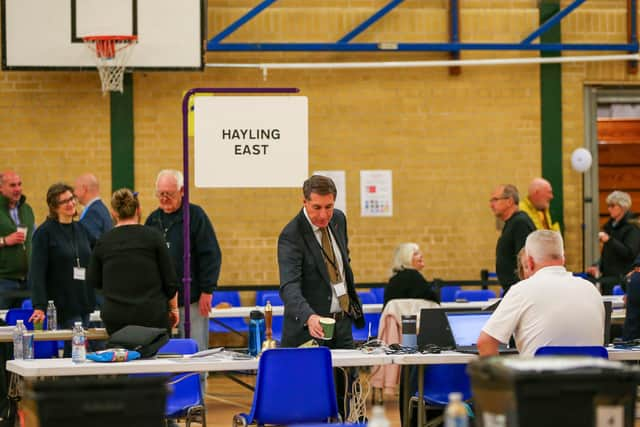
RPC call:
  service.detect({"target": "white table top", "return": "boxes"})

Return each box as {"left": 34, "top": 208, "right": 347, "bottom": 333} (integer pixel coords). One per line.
{"left": 6, "top": 349, "right": 393, "bottom": 378}
{"left": 392, "top": 351, "right": 478, "bottom": 365}
{"left": 0, "top": 326, "right": 108, "bottom": 342}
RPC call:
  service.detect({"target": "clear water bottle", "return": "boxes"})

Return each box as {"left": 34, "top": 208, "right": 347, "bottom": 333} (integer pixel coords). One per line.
{"left": 71, "top": 321, "right": 86, "bottom": 363}
{"left": 368, "top": 405, "right": 390, "bottom": 427}
{"left": 46, "top": 300, "right": 57, "bottom": 331}
{"left": 12, "top": 320, "right": 26, "bottom": 360}
{"left": 248, "top": 310, "right": 265, "bottom": 357}
{"left": 445, "top": 392, "right": 469, "bottom": 427}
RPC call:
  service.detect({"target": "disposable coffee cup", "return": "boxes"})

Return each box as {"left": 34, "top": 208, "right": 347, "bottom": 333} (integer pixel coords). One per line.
{"left": 319, "top": 317, "right": 336, "bottom": 340}
{"left": 17, "top": 226, "right": 27, "bottom": 237}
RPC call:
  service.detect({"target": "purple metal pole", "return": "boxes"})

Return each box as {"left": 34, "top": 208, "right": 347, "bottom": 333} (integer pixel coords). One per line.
{"left": 180, "top": 87, "right": 299, "bottom": 338}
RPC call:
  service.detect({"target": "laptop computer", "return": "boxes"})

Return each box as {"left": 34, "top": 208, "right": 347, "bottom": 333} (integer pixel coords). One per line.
{"left": 445, "top": 311, "right": 518, "bottom": 354}
{"left": 417, "top": 308, "right": 456, "bottom": 351}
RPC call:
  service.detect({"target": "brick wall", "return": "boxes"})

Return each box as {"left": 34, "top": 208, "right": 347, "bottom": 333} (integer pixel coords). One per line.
{"left": 1, "top": 1, "right": 638, "bottom": 287}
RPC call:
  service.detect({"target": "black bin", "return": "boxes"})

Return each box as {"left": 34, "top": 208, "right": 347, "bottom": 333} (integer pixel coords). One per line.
{"left": 24, "top": 375, "right": 168, "bottom": 427}
{"left": 468, "top": 356, "right": 640, "bottom": 427}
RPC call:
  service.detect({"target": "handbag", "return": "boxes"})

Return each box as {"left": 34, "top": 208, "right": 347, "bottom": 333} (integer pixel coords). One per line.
{"left": 105, "top": 325, "right": 169, "bottom": 358}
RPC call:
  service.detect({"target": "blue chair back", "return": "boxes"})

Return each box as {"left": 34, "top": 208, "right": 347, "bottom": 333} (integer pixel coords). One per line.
{"left": 370, "top": 287, "right": 385, "bottom": 303}
{"left": 255, "top": 291, "right": 283, "bottom": 341}
{"left": 209, "top": 290, "right": 249, "bottom": 334}
{"left": 612, "top": 285, "right": 625, "bottom": 295}
{"left": 357, "top": 291, "right": 376, "bottom": 305}
{"left": 240, "top": 347, "right": 338, "bottom": 425}
{"left": 454, "top": 289, "right": 496, "bottom": 302}
{"left": 535, "top": 345, "right": 608, "bottom": 359}
{"left": 420, "top": 364, "right": 472, "bottom": 406}
{"left": 158, "top": 339, "right": 205, "bottom": 418}
{"left": 440, "top": 286, "right": 461, "bottom": 302}
{"left": 5, "top": 308, "right": 57, "bottom": 358}
{"left": 21, "top": 299, "right": 32, "bottom": 309}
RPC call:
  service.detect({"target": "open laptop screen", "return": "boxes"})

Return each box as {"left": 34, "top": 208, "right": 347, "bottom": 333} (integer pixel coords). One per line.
{"left": 446, "top": 312, "right": 492, "bottom": 347}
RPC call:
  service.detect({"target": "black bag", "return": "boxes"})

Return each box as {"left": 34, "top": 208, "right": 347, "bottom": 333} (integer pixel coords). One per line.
{"left": 105, "top": 326, "right": 169, "bottom": 358}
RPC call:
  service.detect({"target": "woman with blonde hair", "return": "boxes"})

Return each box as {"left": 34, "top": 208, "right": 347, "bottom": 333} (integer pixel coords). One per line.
{"left": 383, "top": 242, "right": 439, "bottom": 306}
{"left": 87, "top": 188, "right": 179, "bottom": 334}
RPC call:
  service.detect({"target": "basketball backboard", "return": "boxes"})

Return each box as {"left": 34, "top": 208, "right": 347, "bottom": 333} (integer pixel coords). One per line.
{"left": 2, "top": 0, "right": 205, "bottom": 70}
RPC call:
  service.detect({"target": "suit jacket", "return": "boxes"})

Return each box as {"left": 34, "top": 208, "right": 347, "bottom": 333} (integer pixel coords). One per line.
{"left": 80, "top": 199, "right": 113, "bottom": 248}
{"left": 278, "top": 208, "right": 363, "bottom": 347}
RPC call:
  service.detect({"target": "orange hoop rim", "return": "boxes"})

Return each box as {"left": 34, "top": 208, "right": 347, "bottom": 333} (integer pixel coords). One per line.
{"left": 82, "top": 35, "right": 138, "bottom": 43}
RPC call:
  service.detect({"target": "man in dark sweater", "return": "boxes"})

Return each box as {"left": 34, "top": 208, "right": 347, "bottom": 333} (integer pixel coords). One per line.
{"left": 145, "top": 169, "right": 221, "bottom": 354}
{"left": 490, "top": 184, "right": 535, "bottom": 294}
{"left": 0, "top": 170, "right": 35, "bottom": 308}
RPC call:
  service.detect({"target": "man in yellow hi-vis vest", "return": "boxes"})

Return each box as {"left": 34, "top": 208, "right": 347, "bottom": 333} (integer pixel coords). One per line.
{"left": 519, "top": 177, "right": 560, "bottom": 232}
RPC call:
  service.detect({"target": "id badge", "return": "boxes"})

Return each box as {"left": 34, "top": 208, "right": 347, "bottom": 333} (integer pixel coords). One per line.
{"left": 73, "top": 267, "right": 86, "bottom": 281}
{"left": 333, "top": 281, "right": 347, "bottom": 297}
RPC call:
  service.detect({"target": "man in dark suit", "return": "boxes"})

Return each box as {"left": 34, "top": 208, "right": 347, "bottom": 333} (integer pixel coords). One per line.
{"left": 278, "top": 175, "right": 364, "bottom": 349}
{"left": 75, "top": 173, "right": 113, "bottom": 248}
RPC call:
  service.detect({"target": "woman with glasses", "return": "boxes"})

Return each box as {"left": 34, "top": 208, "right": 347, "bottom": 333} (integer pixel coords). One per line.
{"left": 587, "top": 190, "right": 640, "bottom": 295}
{"left": 87, "top": 189, "right": 179, "bottom": 335}
{"left": 29, "top": 183, "right": 95, "bottom": 339}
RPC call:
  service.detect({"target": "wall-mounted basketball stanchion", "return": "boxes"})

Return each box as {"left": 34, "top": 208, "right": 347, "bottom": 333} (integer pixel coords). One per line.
{"left": 179, "top": 87, "right": 299, "bottom": 338}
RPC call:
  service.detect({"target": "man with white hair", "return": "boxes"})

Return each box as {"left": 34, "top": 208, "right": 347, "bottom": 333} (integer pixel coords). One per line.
{"left": 145, "top": 169, "right": 222, "bottom": 354}
{"left": 478, "top": 230, "right": 604, "bottom": 357}
{"left": 519, "top": 177, "right": 560, "bottom": 231}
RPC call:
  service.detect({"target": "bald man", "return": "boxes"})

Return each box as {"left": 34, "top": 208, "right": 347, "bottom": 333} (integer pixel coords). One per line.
{"left": 519, "top": 177, "right": 560, "bottom": 232}
{"left": 75, "top": 173, "right": 112, "bottom": 248}
{"left": 0, "top": 170, "right": 35, "bottom": 308}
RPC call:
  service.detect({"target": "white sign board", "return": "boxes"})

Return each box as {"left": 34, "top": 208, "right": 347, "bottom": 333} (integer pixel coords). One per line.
{"left": 360, "top": 170, "right": 393, "bottom": 217}
{"left": 194, "top": 96, "right": 308, "bottom": 188}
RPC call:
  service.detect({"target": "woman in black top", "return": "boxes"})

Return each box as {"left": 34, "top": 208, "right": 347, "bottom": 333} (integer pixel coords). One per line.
{"left": 384, "top": 242, "right": 439, "bottom": 306}
{"left": 87, "top": 189, "right": 179, "bottom": 335}
{"left": 29, "top": 183, "right": 94, "bottom": 330}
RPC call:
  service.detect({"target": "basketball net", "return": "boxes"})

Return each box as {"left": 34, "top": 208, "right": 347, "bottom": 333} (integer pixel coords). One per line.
{"left": 83, "top": 35, "right": 137, "bottom": 94}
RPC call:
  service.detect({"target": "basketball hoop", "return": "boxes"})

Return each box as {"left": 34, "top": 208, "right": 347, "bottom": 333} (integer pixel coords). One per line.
{"left": 83, "top": 35, "right": 137, "bottom": 93}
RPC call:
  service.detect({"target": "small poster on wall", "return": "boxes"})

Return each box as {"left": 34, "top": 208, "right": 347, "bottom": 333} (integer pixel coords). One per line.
{"left": 360, "top": 170, "right": 393, "bottom": 217}
{"left": 313, "top": 170, "right": 347, "bottom": 215}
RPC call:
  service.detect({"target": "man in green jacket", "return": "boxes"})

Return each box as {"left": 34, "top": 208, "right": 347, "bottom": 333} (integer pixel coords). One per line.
{"left": 0, "top": 170, "right": 35, "bottom": 308}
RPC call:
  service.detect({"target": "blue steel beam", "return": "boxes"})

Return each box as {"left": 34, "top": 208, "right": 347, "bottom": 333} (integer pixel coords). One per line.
{"left": 521, "top": 0, "right": 586, "bottom": 44}
{"left": 208, "top": 42, "right": 639, "bottom": 52}
{"left": 338, "top": 0, "right": 404, "bottom": 43}
{"left": 209, "top": 0, "right": 278, "bottom": 45}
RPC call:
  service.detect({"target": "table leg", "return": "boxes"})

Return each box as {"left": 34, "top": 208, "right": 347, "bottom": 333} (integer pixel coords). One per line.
{"left": 417, "top": 365, "right": 425, "bottom": 427}
{"left": 402, "top": 366, "right": 410, "bottom": 427}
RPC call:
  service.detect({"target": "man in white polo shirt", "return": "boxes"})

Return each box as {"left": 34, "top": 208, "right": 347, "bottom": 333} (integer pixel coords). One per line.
{"left": 478, "top": 230, "right": 604, "bottom": 357}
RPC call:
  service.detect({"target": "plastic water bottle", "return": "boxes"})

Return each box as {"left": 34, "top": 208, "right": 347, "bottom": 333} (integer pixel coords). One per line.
{"left": 71, "top": 321, "right": 86, "bottom": 363}
{"left": 368, "top": 405, "right": 390, "bottom": 427}
{"left": 248, "top": 310, "right": 265, "bottom": 357}
{"left": 445, "top": 392, "right": 469, "bottom": 427}
{"left": 46, "top": 300, "right": 57, "bottom": 331}
{"left": 12, "top": 320, "right": 26, "bottom": 360}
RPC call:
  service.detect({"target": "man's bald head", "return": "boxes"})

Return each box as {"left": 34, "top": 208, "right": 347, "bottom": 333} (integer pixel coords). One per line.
{"left": 0, "top": 170, "right": 23, "bottom": 208}
{"left": 528, "top": 177, "right": 553, "bottom": 211}
{"left": 74, "top": 173, "right": 101, "bottom": 205}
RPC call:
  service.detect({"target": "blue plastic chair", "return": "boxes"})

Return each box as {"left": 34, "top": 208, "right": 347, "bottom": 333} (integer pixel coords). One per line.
{"left": 613, "top": 285, "right": 625, "bottom": 296}
{"left": 255, "top": 290, "right": 283, "bottom": 342}
{"left": 209, "top": 290, "right": 249, "bottom": 335}
{"left": 535, "top": 345, "right": 608, "bottom": 359}
{"left": 370, "top": 287, "right": 385, "bottom": 303}
{"left": 159, "top": 338, "right": 206, "bottom": 426}
{"left": 5, "top": 308, "right": 57, "bottom": 358}
{"left": 440, "top": 286, "right": 461, "bottom": 302}
{"left": 352, "top": 291, "right": 380, "bottom": 341}
{"left": 20, "top": 299, "right": 32, "bottom": 309}
{"left": 454, "top": 289, "right": 496, "bottom": 302}
{"left": 232, "top": 347, "right": 338, "bottom": 427}
{"left": 408, "top": 364, "right": 472, "bottom": 426}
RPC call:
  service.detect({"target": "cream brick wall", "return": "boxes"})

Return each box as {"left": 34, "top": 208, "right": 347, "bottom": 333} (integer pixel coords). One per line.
{"left": 1, "top": 1, "right": 638, "bottom": 287}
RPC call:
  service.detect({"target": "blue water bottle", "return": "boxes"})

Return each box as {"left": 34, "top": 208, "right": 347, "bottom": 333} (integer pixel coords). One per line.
{"left": 248, "top": 310, "right": 265, "bottom": 357}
